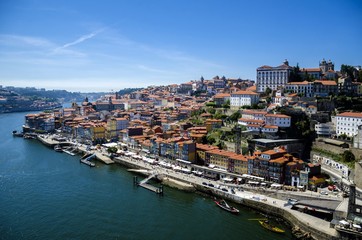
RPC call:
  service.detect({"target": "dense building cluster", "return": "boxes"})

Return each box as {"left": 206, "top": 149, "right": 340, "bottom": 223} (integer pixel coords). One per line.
{"left": 22, "top": 59, "right": 362, "bottom": 189}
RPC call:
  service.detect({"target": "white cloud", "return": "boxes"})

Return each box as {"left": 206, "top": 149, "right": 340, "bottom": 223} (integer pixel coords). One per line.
{"left": 54, "top": 28, "right": 104, "bottom": 52}
{"left": 0, "top": 34, "right": 53, "bottom": 48}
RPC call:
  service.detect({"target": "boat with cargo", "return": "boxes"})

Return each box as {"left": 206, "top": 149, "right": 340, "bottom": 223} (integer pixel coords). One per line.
{"left": 259, "top": 220, "right": 285, "bottom": 233}
{"left": 214, "top": 198, "right": 239, "bottom": 214}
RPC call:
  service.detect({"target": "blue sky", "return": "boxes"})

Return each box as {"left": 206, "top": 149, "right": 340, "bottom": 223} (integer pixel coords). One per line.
{"left": 0, "top": 0, "right": 361, "bottom": 92}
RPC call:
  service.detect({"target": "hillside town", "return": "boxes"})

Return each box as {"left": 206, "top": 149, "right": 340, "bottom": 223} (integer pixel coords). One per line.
{"left": 19, "top": 59, "right": 362, "bottom": 239}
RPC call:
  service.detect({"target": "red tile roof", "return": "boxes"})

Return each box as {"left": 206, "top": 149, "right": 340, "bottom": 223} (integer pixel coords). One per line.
{"left": 337, "top": 112, "right": 362, "bottom": 118}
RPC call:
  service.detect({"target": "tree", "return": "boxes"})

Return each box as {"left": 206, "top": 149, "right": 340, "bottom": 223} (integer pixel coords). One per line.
{"left": 289, "top": 64, "right": 302, "bottom": 82}
{"left": 265, "top": 87, "right": 272, "bottom": 96}
{"left": 341, "top": 150, "right": 355, "bottom": 163}
{"left": 107, "top": 146, "right": 118, "bottom": 154}
{"left": 206, "top": 102, "right": 216, "bottom": 107}
{"left": 340, "top": 64, "right": 355, "bottom": 79}
{"left": 222, "top": 99, "right": 230, "bottom": 109}
{"left": 229, "top": 111, "right": 241, "bottom": 122}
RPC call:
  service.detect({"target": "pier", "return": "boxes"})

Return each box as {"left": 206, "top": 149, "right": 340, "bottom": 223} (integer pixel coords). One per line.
{"left": 134, "top": 173, "right": 163, "bottom": 195}
{"left": 80, "top": 153, "right": 96, "bottom": 167}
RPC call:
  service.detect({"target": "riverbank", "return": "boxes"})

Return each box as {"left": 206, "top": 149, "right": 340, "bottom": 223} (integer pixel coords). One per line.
{"left": 34, "top": 134, "right": 340, "bottom": 239}
{"left": 112, "top": 155, "right": 340, "bottom": 240}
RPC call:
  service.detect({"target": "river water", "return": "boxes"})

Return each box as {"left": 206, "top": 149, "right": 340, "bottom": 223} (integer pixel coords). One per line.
{"left": 0, "top": 112, "right": 293, "bottom": 240}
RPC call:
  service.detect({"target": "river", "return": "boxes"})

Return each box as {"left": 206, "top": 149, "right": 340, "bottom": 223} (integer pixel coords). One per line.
{"left": 0, "top": 112, "right": 293, "bottom": 240}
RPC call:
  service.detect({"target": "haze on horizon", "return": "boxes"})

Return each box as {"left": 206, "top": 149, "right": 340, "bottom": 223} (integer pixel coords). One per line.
{"left": 0, "top": 0, "right": 361, "bottom": 92}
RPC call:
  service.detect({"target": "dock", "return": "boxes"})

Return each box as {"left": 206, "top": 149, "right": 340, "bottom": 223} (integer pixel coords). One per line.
{"left": 37, "top": 134, "right": 73, "bottom": 147}
{"left": 77, "top": 146, "right": 114, "bottom": 165}
{"left": 80, "top": 153, "right": 96, "bottom": 167}
{"left": 134, "top": 173, "right": 163, "bottom": 195}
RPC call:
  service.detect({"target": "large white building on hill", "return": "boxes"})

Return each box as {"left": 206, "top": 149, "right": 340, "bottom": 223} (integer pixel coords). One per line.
{"left": 256, "top": 60, "right": 292, "bottom": 93}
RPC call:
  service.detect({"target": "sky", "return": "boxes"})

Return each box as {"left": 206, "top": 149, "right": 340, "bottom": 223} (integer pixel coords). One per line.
{"left": 0, "top": 0, "right": 361, "bottom": 92}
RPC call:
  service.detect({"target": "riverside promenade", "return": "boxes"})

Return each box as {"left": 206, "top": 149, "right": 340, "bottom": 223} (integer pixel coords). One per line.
{"left": 113, "top": 154, "right": 340, "bottom": 240}
{"left": 37, "top": 134, "right": 114, "bottom": 164}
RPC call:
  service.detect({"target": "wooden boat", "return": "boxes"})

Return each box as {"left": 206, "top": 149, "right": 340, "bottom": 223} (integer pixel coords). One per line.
{"left": 258, "top": 220, "right": 285, "bottom": 233}
{"left": 214, "top": 199, "right": 239, "bottom": 214}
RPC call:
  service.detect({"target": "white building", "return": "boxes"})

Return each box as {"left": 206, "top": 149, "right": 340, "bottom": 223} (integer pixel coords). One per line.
{"left": 336, "top": 112, "right": 362, "bottom": 137}
{"left": 230, "top": 90, "right": 259, "bottom": 109}
{"left": 241, "top": 110, "right": 267, "bottom": 120}
{"left": 285, "top": 81, "right": 314, "bottom": 97}
{"left": 256, "top": 60, "right": 293, "bottom": 93}
{"left": 265, "top": 114, "right": 291, "bottom": 127}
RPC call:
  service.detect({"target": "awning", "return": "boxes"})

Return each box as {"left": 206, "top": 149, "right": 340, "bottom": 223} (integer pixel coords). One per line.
{"left": 248, "top": 181, "right": 260, "bottom": 184}
{"left": 223, "top": 177, "right": 233, "bottom": 182}
{"left": 102, "top": 143, "right": 118, "bottom": 148}
{"left": 339, "top": 220, "right": 349, "bottom": 225}
{"left": 353, "top": 224, "right": 361, "bottom": 229}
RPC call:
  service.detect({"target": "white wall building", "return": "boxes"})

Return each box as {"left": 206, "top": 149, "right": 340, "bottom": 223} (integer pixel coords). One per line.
{"left": 265, "top": 114, "right": 291, "bottom": 127}
{"left": 285, "top": 81, "right": 314, "bottom": 97}
{"left": 241, "top": 110, "right": 267, "bottom": 120}
{"left": 230, "top": 91, "right": 259, "bottom": 109}
{"left": 335, "top": 112, "right": 362, "bottom": 137}
{"left": 256, "top": 60, "right": 293, "bottom": 93}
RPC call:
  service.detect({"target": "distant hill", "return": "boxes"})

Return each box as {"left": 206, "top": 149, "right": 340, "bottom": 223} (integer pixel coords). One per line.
{"left": 118, "top": 88, "right": 143, "bottom": 96}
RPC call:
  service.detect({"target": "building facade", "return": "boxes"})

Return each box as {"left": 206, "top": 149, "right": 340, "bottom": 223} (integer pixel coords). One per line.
{"left": 256, "top": 60, "right": 293, "bottom": 93}
{"left": 230, "top": 91, "right": 260, "bottom": 109}
{"left": 336, "top": 112, "right": 362, "bottom": 137}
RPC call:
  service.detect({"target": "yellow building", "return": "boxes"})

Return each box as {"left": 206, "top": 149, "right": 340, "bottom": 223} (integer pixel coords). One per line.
{"left": 106, "top": 118, "right": 117, "bottom": 141}
{"left": 196, "top": 143, "right": 218, "bottom": 165}
{"left": 229, "top": 154, "right": 248, "bottom": 175}
{"left": 91, "top": 121, "right": 106, "bottom": 143}
{"left": 206, "top": 149, "right": 237, "bottom": 171}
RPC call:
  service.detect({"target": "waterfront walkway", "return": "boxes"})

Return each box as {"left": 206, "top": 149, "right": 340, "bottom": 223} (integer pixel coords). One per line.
{"left": 113, "top": 154, "right": 340, "bottom": 239}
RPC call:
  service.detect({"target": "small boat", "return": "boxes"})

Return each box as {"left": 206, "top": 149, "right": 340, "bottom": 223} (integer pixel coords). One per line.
{"left": 54, "top": 145, "right": 63, "bottom": 152}
{"left": 258, "top": 220, "right": 285, "bottom": 233}
{"left": 80, "top": 159, "right": 95, "bottom": 167}
{"left": 214, "top": 199, "right": 239, "bottom": 214}
{"left": 23, "top": 133, "right": 36, "bottom": 139}
{"left": 12, "top": 130, "right": 24, "bottom": 137}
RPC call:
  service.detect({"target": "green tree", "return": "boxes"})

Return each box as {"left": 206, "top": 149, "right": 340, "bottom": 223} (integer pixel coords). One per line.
{"left": 222, "top": 99, "right": 230, "bottom": 109}
{"left": 229, "top": 111, "right": 241, "bottom": 122}
{"left": 341, "top": 150, "right": 355, "bottom": 163}
{"left": 206, "top": 102, "right": 216, "bottom": 107}
{"left": 265, "top": 87, "right": 272, "bottom": 95}
{"left": 289, "top": 64, "right": 302, "bottom": 82}
{"left": 340, "top": 64, "right": 355, "bottom": 79}
{"left": 107, "top": 147, "right": 118, "bottom": 154}
{"left": 358, "top": 69, "right": 362, "bottom": 82}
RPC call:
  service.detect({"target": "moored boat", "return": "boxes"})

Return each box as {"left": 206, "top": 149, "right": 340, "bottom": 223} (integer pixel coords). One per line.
{"left": 214, "top": 199, "right": 239, "bottom": 214}
{"left": 12, "top": 130, "right": 24, "bottom": 137}
{"left": 80, "top": 159, "right": 95, "bottom": 167}
{"left": 258, "top": 220, "right": 285, "bottom": 233}
{"left": 54, "top": 145, "right": 63, "bottom": 152}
